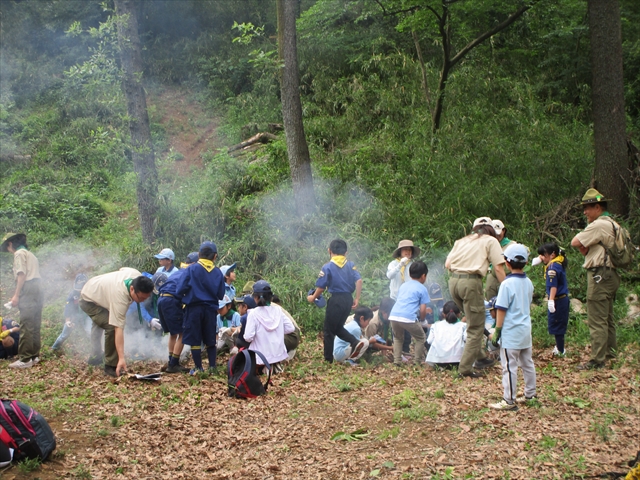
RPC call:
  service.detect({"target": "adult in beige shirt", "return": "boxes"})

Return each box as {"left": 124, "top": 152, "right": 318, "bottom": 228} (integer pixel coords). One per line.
{"left": 1, "top": 233, "right": 44, "bottom": 369}
{"left": 445, "top": 217, "right": 506, "bottom": 378}
{"left": 571, "top": 188, "right": 620, "bottom": 369}
{"left": 80, "top": 268, "right": 154, "bottom": 377}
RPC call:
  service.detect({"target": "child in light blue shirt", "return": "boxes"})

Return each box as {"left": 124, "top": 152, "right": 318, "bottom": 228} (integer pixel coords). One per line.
{"left": 216, "top": 295, "right": 241, "bottom": 353}
{"left": 489, "top": 244, "right": 536, "bottom": 411}
{"left": 334, "top": 307, "right": 373, "bottom": 363}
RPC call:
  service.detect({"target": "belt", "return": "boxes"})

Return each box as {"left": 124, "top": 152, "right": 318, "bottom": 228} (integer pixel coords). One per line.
{"left": 555, "top": 294, "right": 567, "bottom": 299}
{"left": 450, "top": 273, "right": 482, "bottom": 279}
{"left": 160, "top": 293, "right": 174, "bottom": 298}
{"left": 587, "top": 265, "right": 614, "bottom": 271}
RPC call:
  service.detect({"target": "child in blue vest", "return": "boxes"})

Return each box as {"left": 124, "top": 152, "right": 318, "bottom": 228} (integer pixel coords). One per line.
{"left": 307, "top": 239, "right": 366, "bottom": 363}
{"left": 176, "top": 241, "right": 226, "bottom": 375}
{"left": 158, "top": 251, "right": 198, "bottom": 373}
{"left": 51, "top": 273, "right": 90, "bottom": 352}
{"left": 536, "top": 243, "right": 570, "bottom": 356}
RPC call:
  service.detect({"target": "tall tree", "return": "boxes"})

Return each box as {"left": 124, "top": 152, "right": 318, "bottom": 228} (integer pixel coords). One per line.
{"left": 588, "top": 0, "right": 630, "bottom": 215}
{"left": 376, "top": 0, "right": 535, "bottom": 132}
{"left": 277, "top": 0, "right": 316, "bottom": 217}
{"left": 114, "top": 0, "right": 159, "bottom": 241}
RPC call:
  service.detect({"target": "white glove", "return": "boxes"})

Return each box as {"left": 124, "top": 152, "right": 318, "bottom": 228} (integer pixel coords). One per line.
{"left": 150, "top": 318, "right": 162, "bottom": 330}
{"left": 218, "top": 327, "right": 230, "bottom": 338}
{"left": 547, "top": 300, "right": 556, "bottom": 313}
{"left": 400, "top": 257, "right": 410, "bottom": 265}
{"left": 4, "top": 302, "right": 13, "bottom": 310}
{"left": 531, "top": 257, "right": 542, "bottom": 267}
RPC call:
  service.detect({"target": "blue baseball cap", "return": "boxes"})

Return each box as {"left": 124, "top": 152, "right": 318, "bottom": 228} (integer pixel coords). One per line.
{"left": 199, "top": 241, "right": 217, "bottom": 253}
{"left": 220, "top": 263, "right": 237, "bottom": 277}
{"left": 253, "top": 280, "right": 271, "bottom": 294}
{"left": 154, "top": 248, "right": 175, "bottom": 260}
{"left": 235, "top": 294, "right": 257, "bottom": 309}
{"left": 218, "top": 295, "right": 233, "bottom": 309}
{"left": 186, "top": 252, "right": 199, "bottom": 264}
{"left": 308, "top": 288, "right": 327, "bottom": 308}
{"left": 503, "top": 243, "right": 529, "bottom": 263}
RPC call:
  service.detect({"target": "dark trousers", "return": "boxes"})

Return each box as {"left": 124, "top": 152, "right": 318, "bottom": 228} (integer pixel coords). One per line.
{"left": 323, "top": 293, "right": 358, "bottom": 362}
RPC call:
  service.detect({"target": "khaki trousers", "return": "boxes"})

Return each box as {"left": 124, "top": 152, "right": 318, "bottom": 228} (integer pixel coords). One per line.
{"left": 586, "top": 267, "right": 620, "bottom": 364}
{"left": 390, "top": 320, "right": 426, "bottom": 365}
{"left": 18, "top": 279, "right": 44, "bottom": 362}
{"left": 79, "top": 299, "right": 118, "bottom": 367}
{"left": 449, "top": 275, "right": 487, "bottom": 375}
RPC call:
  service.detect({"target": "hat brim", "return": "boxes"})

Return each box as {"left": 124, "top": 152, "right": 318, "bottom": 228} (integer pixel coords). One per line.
{"left": 314, "top": 295, "right": 327, "bottom": 308}
{"left": 579, "top": 197, "right": 612, "bottom": 206}
{"left": 392, "top": 245, "right": 421, "bottom": 258}
{"left": 1, "top": 233, "right": 25, "bottom": 252}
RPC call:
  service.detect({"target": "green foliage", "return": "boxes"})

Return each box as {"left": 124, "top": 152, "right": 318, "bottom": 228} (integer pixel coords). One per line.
{"left": 330, "top": 428, "right": 369, "bottom": 441}
{"left": 17, "top": 457, "right": 42, "bottom": 473}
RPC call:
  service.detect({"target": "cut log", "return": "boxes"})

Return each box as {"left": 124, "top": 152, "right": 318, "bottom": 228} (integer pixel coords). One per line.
{"left": 228, "top": 132, "right": 278, "bottom": 153}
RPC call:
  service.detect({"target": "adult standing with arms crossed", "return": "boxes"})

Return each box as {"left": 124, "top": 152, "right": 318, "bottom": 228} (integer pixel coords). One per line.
{"left": 445, "top": 218, "right": 506, "bottom": 378}
{"left": 570, "top": 189, "right": 620, "bottom": 370}
{"left": 79, "top": 268, "right": 154, "bottom": 377}
{"left": 1, "top": 233, "right": 44, "bottom": 369}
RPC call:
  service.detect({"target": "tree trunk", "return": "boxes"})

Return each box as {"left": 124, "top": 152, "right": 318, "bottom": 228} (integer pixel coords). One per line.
{"left": 588, "top": 0, "right": 630, "bottom": 215}
{"left": 278, "top": 0, "right": 316, "bottom": 216}
{"left": 114, "top": 0, "right": 159, "bottom": 242}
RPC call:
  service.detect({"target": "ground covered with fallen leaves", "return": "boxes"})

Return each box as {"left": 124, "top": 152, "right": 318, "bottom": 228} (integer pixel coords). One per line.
{"left": 1, "top": 337, "right": 639, "bottom": 480}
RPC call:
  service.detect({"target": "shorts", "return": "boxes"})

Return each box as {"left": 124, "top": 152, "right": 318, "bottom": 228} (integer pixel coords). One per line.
{"left": 182, "top": 303, "right": 217, "bottom": 347}
{"left": 158, "top": 295, "right": 184, "bottom": 335}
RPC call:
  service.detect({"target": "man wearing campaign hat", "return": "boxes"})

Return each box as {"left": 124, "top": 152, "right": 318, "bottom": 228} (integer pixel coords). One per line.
{"left": 571, "top": 188, "right": 620, "bottom": 370}
{"left": 485, "top": 220, "right": 518, "bottom": 300}
{"left": 154, "top": 248, "right": 179, "bottom": 277}
{"left": 445, "top": 217, "right": 506, "bottom": 378}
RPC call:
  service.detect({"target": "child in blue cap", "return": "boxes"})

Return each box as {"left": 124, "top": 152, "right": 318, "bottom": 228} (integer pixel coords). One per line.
{"left": 216, "top": 295, "right": 241, "bottom": 354}
{"left": 176, "top": 241, "right": 226, "bottom": 374}
{"left": 307, "top": 239, "right": 366, "bottom": 363}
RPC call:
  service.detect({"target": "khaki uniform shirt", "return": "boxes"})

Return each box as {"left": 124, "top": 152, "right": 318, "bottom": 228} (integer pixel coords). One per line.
{"left": 13, "top": 249, "right": 41, "bottom": 281}
{"left": 446, "top": 234, "right": 505, "bottom": 276}
{"left": 575, "top": 216, "right": 617, "bottom": 269}
{"left": 80, "top": 268, "right": 142, "bottom": 328}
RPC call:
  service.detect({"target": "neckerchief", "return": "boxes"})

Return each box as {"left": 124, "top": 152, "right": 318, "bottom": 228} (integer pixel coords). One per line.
{"left": 600, "top": 212, "right": 611, "bottom": 217}
{"left": 124, "top": 279, "right": 144, "bottom": 325}
{"left": 198, "top": 259, "right": 215, "bottom": 272}
{"left": 544, "top": 255, "right": 565, "bottom": 280}
{"left": 16, "top": 246, "right": 27, "bottom": 251}
{"left": 330, "top": 255, "right": 347, "bottom": 268}
{"left": 500, "top": 237, "right": 511, "bottom": 248}
{"left": 396, "top": 258, "right": 408, "bottom": 284}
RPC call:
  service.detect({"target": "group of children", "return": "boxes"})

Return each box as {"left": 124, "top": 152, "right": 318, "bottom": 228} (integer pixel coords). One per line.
{"left": 311, "top": 235, "right": 569, "bottom": 413}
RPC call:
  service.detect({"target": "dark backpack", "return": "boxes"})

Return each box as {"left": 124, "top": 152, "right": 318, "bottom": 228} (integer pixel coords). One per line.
{"left": 600, "top": 218, "right": 637, "bottom": 269}
{"left": 228, "top": 349, "right": 272, "bottom": 399}
{"left": 0, "top": 399, "right": 56, "bottom": 461}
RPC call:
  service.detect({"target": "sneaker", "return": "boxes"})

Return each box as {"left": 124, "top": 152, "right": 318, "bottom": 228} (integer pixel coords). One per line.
{"left": 489, "top": 399, "right": 518, "bottom": 411}
{"left": 88, "top": 356, "right": 103, "bottom": 366}
{"left": 189, "top": 368, "right": 205, "bottom": 376}
{"left": 8, "top": 359, "right": 33, "bottom": 369}
{"left": 104, "top": 365, "right": 118, "bottom": 377}
{"left": 345, "top": 359, "right": 359, "bottom": 367}
{"left": 473, "top": 357, "right": 496, "bottom": 369}
{"left": 160, "top": 362, "right": 169, "bottom": 372}
{"left": 577, "top": 361, "right": 604, "bottom": 370}
{"left": 457, "top": 370, "right": 486, "bottom": 379}
{"left": 273, "top": 362, "right": 285, "bottom": 374}
{"left": 516, "top": 395, "right": 538, "bottom": 404}
{"left": 32, "top": 357, "right": 40, "bottom": 365}
{"left": 552, "top": 347, "right": 566, "bottom": 356}
{"left": 349, "top": 339, "right": 369, "bottom": 360}
{"left": 166, "top": 364, "right": 190, "bottom": 374}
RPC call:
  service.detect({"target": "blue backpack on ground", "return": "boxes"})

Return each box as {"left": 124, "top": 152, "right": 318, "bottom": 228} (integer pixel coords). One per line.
{"left": 227, "top": 349, "right": 272, "bottom": 399}
{"left": 0, "top": 399, "right": 56, "bottom": 461}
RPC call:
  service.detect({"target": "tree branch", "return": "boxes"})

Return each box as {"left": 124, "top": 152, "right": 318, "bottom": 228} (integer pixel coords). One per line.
{"left": 449, "top": 3, "right": 534, "bottom": 68}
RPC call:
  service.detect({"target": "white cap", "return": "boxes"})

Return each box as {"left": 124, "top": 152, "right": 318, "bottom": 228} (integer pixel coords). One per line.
{"left": 154, "top": 248, "right": 175, "bottom": 260}
{"left": 472, "top": 217, "right": 493, "bottom": 228}
{"left": 493, "top": 219, "right": 505, "bottom": 236}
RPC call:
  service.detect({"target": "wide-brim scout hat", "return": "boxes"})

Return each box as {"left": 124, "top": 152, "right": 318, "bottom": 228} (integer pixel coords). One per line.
{"left": 579, "top": 188, "right": 611, "bottom": 206}
{"left": 472, "top": 217, "right": 493, "bottom": 228}
{"left": 392, "top": 239, "right": 421, "bottom": 258}
{"left": 0, "top": 233, "right": 25, "bottom": 252}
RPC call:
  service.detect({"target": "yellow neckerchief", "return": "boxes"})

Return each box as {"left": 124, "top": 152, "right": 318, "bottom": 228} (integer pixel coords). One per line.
{"left": 198, "top": 259, "right": 214, "bottom": 272}
{"left": 544, "top": 255, "right": 565, "bottom": 280}
{"left": 330, "top": 255, "right": 347, "bottom": 268}
{"left": 397, "top": 257, "right": 408, "bottom": 283}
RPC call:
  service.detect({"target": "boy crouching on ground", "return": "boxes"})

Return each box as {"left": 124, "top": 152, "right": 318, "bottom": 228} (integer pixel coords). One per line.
{"left": 489, "top": 244, "right": 536, "bottom": 410}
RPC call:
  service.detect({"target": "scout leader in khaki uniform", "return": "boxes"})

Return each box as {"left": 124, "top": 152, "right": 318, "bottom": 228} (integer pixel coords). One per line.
{"left": 485, "top": 220, "right": 517, "bottom": 300}
{"left": 1, "top": 232, "right": 44, "bottom": 369}
{"left": 79, "top": 268, "right": 154, "bottom": 377}
{"left": 571, "top": 189, "right": 621, "bottom": 370}
{"left": 445, "top": 217, "right": 506, "bottom": 378}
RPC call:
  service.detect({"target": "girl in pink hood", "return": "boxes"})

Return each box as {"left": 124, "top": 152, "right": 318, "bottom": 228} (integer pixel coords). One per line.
{"left": 244, "top": 280, "right": 295, "bottom": 369}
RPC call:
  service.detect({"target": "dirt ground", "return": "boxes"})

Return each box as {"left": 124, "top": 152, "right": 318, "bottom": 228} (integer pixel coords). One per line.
{"left": 1, "top": 337, "right": 639, "bottom": 480}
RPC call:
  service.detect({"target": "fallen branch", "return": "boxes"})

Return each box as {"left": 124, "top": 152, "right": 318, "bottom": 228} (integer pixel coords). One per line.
{"left": 228, "top": 132, "right": 278, "bottom": 153}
